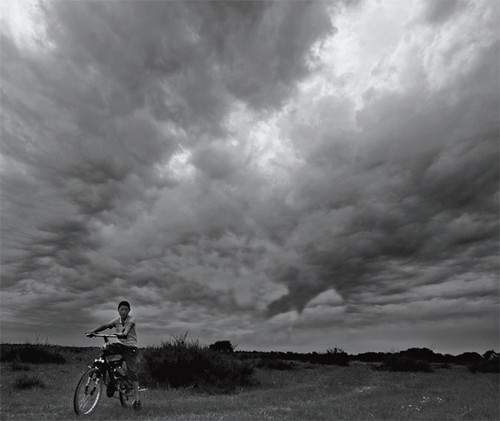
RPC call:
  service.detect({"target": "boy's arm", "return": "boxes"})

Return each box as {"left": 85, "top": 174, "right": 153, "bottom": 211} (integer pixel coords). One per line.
{"left": 117, "top": 317, "right": 135, "bottom": 338}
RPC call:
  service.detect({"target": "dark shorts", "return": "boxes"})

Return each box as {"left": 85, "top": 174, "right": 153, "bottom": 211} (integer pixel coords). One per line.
{"left": 106, "top": 343, "right": 139, "bottom": 382}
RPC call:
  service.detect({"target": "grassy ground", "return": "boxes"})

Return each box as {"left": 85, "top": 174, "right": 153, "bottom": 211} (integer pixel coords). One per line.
{"left": 0, "top": 349, "right": 498, "bottom": 421}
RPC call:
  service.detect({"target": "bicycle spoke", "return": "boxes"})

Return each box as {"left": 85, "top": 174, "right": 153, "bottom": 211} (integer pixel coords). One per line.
{"left": 79, "top": 394, "right": 91, "bottom": 411}
{"left": 74, "top": 369, "right": 102, "bottom": 415}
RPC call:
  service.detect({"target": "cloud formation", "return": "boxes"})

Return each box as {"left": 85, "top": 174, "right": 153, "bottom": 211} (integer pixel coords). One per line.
{"left": 1, "top": 0, "right": 498, "bottom": 353}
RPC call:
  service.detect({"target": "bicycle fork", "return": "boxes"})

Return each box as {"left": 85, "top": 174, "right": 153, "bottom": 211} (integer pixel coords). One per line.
{"left": 85, "top": 373, "right": 100, "bottom": 396}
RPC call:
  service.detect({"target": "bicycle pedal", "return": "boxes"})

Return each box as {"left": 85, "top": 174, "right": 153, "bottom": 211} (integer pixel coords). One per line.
{"left": 138, "top": 387, "right": 147, "bottom": 392}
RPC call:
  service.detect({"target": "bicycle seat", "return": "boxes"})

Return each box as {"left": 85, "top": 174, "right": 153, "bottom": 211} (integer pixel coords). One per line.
{"left": 105, "top": 354, "right": 123, "bottom": 364}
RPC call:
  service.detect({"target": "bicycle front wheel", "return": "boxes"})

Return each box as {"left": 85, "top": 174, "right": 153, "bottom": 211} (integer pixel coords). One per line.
{"left": 73, "top": 367, "right": 103, "bottom": 415}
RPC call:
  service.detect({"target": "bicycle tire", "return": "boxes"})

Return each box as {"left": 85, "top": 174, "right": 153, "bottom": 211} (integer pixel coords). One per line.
{"left": 73, "top": 367, "right": 103, "bottom": 415}
{"left": 118, "top": 378, "right": 134, "bottom": 408}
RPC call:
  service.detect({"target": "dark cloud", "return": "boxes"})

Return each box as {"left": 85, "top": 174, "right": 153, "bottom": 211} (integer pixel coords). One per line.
{"left": 1, "top": 0, "right": 498, "bottom": 352}
{"left": 265, "top": 25, "right": 499, "bottom": 317}
{"left": 421, "top": 0, "right": 466, "bottom": 25}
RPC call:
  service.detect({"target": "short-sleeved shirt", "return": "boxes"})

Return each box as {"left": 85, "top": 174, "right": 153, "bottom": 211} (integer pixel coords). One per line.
{"left": 109, "top": 315, "right": 138, "bottom": 348}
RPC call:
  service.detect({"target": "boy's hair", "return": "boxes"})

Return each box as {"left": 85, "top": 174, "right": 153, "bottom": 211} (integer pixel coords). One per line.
{"left": 117, "top": 301, "right": 131, "bottom": 310}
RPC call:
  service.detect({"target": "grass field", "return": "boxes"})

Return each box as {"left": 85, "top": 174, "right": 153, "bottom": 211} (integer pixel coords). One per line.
{"left": 0, "top": 347, "right": 498, "bottom": 421}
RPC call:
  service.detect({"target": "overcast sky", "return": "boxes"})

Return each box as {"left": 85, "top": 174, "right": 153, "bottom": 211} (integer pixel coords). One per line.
{"left": 1, "top": 0, "right": 498, "bottom": 354}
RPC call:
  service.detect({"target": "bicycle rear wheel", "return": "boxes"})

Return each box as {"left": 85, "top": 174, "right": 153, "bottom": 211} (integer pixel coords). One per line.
{"left": 73, "top": 368, "right": 103, "bottom": 415}
{"left": 118, "top": 377, "right": 134, "bottom": 407}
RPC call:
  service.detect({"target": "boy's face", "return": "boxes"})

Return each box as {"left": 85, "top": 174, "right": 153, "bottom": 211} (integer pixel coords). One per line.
{"left": 118, "top": 305, "right": 130, "bottom": 319}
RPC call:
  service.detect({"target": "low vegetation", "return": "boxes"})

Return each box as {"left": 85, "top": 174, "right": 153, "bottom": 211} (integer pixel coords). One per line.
{"left": 1, "top": 339, "right": 498, "bottom": 420}
{"left": 252, "top": 356, "right": 298, "bottom": 371}
{"left": 13, "top": 373, "right": 46, "bottom": 390}
{"left": 1, "top": 351, "right": 498, "bottom": 421}
{"left": 1, "top": 344, "right": 66, "bottom": 364}
{"left": 236, "top": 346, "right": 350, "bottom": 367}
{"left": 376, "top": 355, "right": 434, "bottom": 372}
{"left": 468, "top": 358, "right": 500, "bottom": 374}
{"left": 140, "top": 335, "right": 254, "bottom": 392}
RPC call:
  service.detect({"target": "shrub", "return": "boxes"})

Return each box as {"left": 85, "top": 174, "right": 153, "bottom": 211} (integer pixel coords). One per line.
{"left": 307, "top": 348, "right": 350, "bottom": 366}
{"left": 323, "top": 347, "right": 350, "bottom": 366}
{"left": 468, "top": 359, "right": 499, "bottom": 373}
{"left": 352, "top": 352, "right": 387, "bottom": 363}
{"left": 454, "top": 352, "right": 483, "bottom": 365}
{"left": 253, "top": 357, "right": 297, "bottom": 370}
{"left": 209, "top": 340, "right": 235, "bottom": 353}
{"left": 376, "top": 355, "right": 434, "bottom": 373}
{"left": 140, "top": 334, "right": 254, "bottom": 392}
{"left": 399, "top": 348, "right": 438, "bottom": 362}
{"left": 0, "top": 344, "right": 66, "bottom": 364}
{"left": 13, "top": 374, "right": 46, "bottom": 390}
{"left": 435, "top": 362, "right": 451, "bottom": 369}
{"left": 482, "top": 350, "right": 499, "bottom": 360}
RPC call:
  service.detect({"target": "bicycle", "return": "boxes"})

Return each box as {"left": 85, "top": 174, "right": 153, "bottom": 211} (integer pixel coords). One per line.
{"left": 73, "top": 333, "right": 146, "bottom": 415}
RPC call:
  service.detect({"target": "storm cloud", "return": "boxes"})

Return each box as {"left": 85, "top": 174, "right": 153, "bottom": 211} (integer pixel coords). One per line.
{"left": 1, "top": 0, "right": 498, "bottom": 353}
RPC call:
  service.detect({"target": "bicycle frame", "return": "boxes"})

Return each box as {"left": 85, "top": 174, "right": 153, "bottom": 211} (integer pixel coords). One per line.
{"left": 90, "top": 334, "right": 124, "bottom": 374}
{"left": 73, "top": 334, "right": 137, "bottom": 415}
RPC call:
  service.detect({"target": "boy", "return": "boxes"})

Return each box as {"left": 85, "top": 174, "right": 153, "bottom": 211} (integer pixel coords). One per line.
{"left": 86, "top": 300, "right": 141, "bottom": 409}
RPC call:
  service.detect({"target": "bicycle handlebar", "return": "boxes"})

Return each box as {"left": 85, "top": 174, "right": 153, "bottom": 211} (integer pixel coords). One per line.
{"left": 85, "top": 333, "right": 120, "bottom": 343}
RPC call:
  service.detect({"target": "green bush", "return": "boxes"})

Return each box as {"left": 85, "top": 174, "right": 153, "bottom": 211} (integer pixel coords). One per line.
{"left": 1, "top": 344, "right": 66, "bottom": 364}
{"left": 13, "top": 374, "right": 46, "bottom": 390}
{"left": 376, "top": 355, "right": 434, "bottom": 372}
{"left": 140, "top": 335, "right": 254, "bottom": 392}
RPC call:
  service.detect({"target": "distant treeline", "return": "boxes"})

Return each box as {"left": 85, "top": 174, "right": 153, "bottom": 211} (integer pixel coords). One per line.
{"left": 1, "top": 341, "right": 498, "bottom": 387}
{"left": 352, "top": 348, "right": 498, "bottom": 365}
{"left": 235, "top": 347, "right": 498, "bottom": 366}
{"left": 1, "top": 342, "right": 496, "bottom": 367}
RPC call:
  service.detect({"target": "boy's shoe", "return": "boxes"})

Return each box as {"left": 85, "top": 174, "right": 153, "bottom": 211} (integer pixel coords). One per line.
{"left": 132, "top": 400, "right": 142, "bottom": 410}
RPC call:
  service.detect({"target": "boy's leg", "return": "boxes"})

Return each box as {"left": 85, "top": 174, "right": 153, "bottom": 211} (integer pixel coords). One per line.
{"left": 132, "top": 380, "right": 141, "bottom": 410}
{"left": 121, "top": 346, "right": 141, "bottom": 407}
{"left": 133, "top": 381, "right": 140, "bottom": 401}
